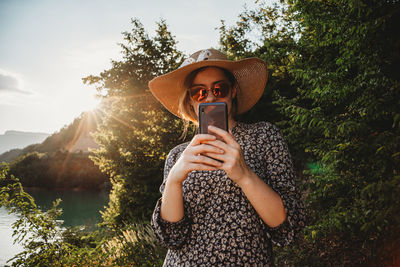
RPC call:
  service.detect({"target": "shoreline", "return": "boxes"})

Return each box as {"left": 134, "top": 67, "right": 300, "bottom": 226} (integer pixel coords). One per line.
{"left": 23, "top": 186, "right": 110, "bottom": 193}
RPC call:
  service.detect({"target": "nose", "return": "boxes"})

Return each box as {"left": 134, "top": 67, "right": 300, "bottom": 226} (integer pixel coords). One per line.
{"left": 204, "top": 89, "right": 217, "bottom": 103}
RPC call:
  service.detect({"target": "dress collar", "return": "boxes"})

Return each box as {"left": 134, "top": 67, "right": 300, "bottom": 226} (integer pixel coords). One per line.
{"left": 231, "top": 121, "right": 244, "bottom": 136}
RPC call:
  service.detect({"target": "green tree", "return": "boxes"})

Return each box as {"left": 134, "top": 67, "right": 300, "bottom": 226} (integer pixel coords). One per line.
{"left": 83, "top": 19, "right": 188, "bottom": 228}
{"left": 9, "top": 152, "right": 49, "bottom": 187}
{"left": 1, "top": 162, "right": 165, "bottom": 266}
{"left": 9, "top": 151, "right": 109, "bottom": 190}
{"left": 1, "top": 163, "right": 72, "bottom": 266}
{"left": 218, "top": 2, "right": 300, "bottom": 142}
{"left": 220, "top": 0, "right": 400, "bottom": 266}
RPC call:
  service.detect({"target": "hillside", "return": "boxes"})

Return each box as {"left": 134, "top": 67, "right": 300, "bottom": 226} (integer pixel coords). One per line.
{"left": 0, "top": 110, "right": 103, "bottom": 163}
{"left": 2, "top": 109, "right": 110, "bottom": 191}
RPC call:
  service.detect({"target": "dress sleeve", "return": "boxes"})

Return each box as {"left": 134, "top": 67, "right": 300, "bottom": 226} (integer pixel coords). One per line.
{"left": 263, "top": 123, "right": 305, "bottom": 246}
{"left": 151, "top": 144, "right": 191, "bottom": 249}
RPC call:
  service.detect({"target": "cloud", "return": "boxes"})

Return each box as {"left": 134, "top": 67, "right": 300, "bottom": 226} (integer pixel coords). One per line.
{"left": 0, "top": 70, "right": 31, "bottom": 95}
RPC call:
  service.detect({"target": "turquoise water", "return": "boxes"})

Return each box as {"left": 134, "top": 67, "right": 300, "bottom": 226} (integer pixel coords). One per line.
{"left": 26, "top": 188, "right": 109, "bottom": 227}
{"left": 0, "top": 189, "right": 109, "bottom": 265}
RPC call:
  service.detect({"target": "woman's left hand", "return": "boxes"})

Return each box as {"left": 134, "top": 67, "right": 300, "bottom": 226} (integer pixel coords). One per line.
{"left": 202, "top": 125, "right": 250, "bottom": 183}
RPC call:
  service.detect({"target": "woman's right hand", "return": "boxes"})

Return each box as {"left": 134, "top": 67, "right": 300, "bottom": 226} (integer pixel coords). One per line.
{"left": 167, "top": 133, "right": 225, "bottom": 185}
{"left": 160, "top": 134, "right": 223, "bottom": 222}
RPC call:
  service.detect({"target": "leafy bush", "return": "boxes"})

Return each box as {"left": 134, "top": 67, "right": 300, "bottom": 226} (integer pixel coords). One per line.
{"left": 1, "top": 163, "right": 73, "bottom": 266}
{"left": 1, "top": 163, "right": 166, "bottom": 266}
{"left": 83, "top": 19, "right": 188, "bottom": 228}
{"left": 220, "top": 0, "right": 400, "bottom": 265}
{"left": 103, "top": 223, "right": 166, "bottom": 266}
{"left": 9, "top": 151, "right": 110, "bottom": 190}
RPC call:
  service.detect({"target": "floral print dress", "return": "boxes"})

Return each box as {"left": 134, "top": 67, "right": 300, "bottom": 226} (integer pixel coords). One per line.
{"left": 151, "top": 121, "right": 305, "bottom": 266}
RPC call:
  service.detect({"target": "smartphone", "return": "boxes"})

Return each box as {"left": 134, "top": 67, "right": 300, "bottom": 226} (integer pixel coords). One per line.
{"left": 198, "top": 102, "right": 228, "bottom": 138}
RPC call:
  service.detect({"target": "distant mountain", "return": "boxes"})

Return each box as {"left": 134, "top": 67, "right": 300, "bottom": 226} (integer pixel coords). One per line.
{"left": 0, "top": 130, "right": 50, "bottom": 154}
{"left": 0, "top": 110, "right": 103, "bottom": 163}
{"left": 1, "top": 110, "right": 110, "bottom": 191}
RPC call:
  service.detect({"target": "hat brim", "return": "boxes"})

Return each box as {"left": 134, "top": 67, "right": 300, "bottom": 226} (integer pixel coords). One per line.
{"left": 148, "top": 57, "right": 268, "bottom": 118}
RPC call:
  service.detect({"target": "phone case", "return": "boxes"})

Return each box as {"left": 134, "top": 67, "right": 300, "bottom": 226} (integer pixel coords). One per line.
{"left": 199, "top": 102, "right": 228, "bottom": 135}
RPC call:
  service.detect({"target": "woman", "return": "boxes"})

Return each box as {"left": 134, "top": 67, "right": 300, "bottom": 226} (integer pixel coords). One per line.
{"left": 149, "top": 49, "right": 304, "bottom": 266}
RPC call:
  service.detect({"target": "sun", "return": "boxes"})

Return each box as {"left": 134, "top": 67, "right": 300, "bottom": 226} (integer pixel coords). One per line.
{"left": 64, "top": 108, "right": 104, "bottom": 153}
{"left": 80, "top": 92, "right": 102, "bottom": 112}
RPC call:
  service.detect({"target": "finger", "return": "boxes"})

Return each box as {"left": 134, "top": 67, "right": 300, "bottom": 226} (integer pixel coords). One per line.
{"left": 202, "top": 140, "right": 242, "bottom": 163}
{"left": 190, "top": 144, "right": 224, "bottom": 155}
{"left": 189, "top": 163, "right": 218, "bottom": 172}
{"left": 202, "top": 152, "right": 225, "bottom": 162}
{"left": 202, "top": 139, "right": 231, "bottom": 151}
{"left": 208, "top": 125, "right": 236, "bottom": 145}
{"left": 190, "top": 154, "right": 222, "bottom": 167}
{"left": 190, "top": 134, "right": 217, "bottom": 146}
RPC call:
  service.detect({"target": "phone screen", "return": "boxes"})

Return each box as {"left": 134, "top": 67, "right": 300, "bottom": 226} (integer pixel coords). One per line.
{"left": 199, "top": 102, "right": 228, "bottom": 136}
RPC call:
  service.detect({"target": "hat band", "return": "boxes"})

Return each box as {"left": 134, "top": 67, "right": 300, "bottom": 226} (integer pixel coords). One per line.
{"left": 180, "top": 49, "right": 227, "bottom": 68}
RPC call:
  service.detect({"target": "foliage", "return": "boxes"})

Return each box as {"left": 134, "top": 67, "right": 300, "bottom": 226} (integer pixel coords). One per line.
{"left": 8, "top": 151, "right": 109, "bottom": 190}
{"left": 1, "top": 163, "right": 165, "bottom": 266}
{"left": 2, "top": 18, "right": 185, "bottom": 267}
{"left": 103, "top": 223, "right": 166, "bottom": 266}
{"left": 220, "top": 0, "right": 400, "bottom": 266}
{"left": 4, "top": 1, "right": 399, "bottom": 265}
{"left": 0, "top": 110, "right": 109, "bottom": 191}
{"left": 1, "top": 163, "right": 82, "bottom": 266}
{"left": 83, "top": 18, "right": 190, "bottom": 228}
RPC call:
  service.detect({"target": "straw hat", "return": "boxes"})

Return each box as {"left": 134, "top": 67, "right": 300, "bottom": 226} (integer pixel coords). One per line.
{"left": 148, "top": 48, "right": 268, "bottom": 118}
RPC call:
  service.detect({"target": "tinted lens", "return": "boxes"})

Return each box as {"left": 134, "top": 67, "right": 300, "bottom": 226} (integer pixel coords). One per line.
{"left": 213, "top": 82, "right": 230, "bottom": 98}
{"left": 189, "top": 82, "right": 230, "bottom": 102}
{"left": 189, "top": 87, "right": 208, "bottom": 102}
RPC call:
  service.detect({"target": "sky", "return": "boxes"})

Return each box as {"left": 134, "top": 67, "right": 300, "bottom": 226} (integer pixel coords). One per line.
{"left": 0, "top": 0, "right": 267, "bottom": 135}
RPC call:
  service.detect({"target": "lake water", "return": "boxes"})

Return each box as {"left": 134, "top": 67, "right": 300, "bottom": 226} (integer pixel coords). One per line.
{"left": 0, "top": 189, "right": 109, "bottom": 266}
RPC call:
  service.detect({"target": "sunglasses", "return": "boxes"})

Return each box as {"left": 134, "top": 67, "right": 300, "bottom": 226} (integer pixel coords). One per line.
{"left": 188, "top": 81, "right": 231, "bottom": 102}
